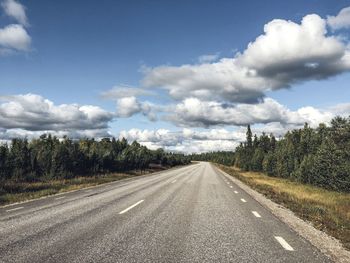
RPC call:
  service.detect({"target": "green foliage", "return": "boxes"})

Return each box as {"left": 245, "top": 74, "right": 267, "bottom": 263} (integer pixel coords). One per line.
{"left": 234, "top": 116, "right": 350, "bottom": 192}
{"left": 0, "top": 135, "right": 190, "bottom": 183}
{"left": 190, "top": 151, "right": 235, "bottom": 166}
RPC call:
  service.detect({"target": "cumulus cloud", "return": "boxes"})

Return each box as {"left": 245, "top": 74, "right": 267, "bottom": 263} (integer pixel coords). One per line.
{"left": 327, "top": 6, "right": 350, "bottom": 30}
{"left": 101, "top": 86, "right": 154, "bottom": 99}
{"left": 0, "top": 0, "right": 31, "bottom": 54}
{"left": 1, "top": 0, "right": 28, "bottom": 26}
{"left": 167, "top": 98, "right": 289, "bottom": 127}
{"left": 0, "top": 24, "right": 30, "bottom": 51}
{"left": 166, "top": 97, "right": 346, "bottom": 128}
{"left": 0, "top": 128, "right": 112, "bottom": 141}
{"left": 238, "top": 15, "right": 348, "bottom": 81}
{"left": 142, "top": 13, "right": 350, "bottom": 104}
{"left": 0, "top": 94, "right": 114, "bottom": 132}
{"left": 102, "top": 86, "right": 158, "bottom": 121}
{"left": 329, "top": 103, "right": 350, "bottom": 116}
{"left": 119, "top": 128, "right": 243, "bottom": 153}
{"left": 116, "top": 96, "right": 157, "bottom": 121}
{"left": 118, "top": 98, "right": 350, "bottom": 153}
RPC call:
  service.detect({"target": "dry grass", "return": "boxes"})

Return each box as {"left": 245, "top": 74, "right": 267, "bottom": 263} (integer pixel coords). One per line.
{"left": 217, "top": 164, "right": 350, "bottom": 250}
{"left": 0, "top": 172, "right": 138, "bottom": 206}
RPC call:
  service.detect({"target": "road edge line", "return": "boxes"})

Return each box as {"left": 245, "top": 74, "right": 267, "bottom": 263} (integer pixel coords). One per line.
{"left": 213, "top": 164, "right": 350, "bottom": 263}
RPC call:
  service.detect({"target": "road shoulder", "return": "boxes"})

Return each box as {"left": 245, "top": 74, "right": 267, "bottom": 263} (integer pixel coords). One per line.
{"left": 214, "top": 164, "right": 350, "bottom": 263}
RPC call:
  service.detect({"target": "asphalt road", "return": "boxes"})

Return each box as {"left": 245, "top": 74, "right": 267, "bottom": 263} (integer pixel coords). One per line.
{"left": 0, "top": 162, "right": 331, "bottom": 263}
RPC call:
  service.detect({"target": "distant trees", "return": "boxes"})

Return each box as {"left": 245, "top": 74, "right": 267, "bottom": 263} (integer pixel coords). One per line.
{"left": 235, "top": 116, "right": 350, "bottom": 192}
{"left": 190, "top": 151, "right": 235, "bottom": 166}
{"left": 0, "top": 135, "right": 190, "bottom": 182}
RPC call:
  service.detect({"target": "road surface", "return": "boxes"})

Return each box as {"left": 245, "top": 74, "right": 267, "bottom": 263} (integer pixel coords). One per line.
{"left": 0, "top": 162, "right": 331, "bottom": 262}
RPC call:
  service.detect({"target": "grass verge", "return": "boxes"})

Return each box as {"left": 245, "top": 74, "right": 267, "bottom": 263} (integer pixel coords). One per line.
{"left": 216, "top": 164, "right": 350, "bottom": 250}
{"left": 0, "top": 169, "right": 163, "bottom": 206}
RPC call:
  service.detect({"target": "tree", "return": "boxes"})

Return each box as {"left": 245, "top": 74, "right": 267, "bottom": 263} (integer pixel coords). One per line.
{"left": 0, "top": 144, "right": 11, "bottom": 181}
{"left": 233, "top": 116, "right": 350, "bottom": 192}
{"left": 10, "top": 138, "right": 31, "bottom": 181}
{"left": 246, "top": 125, "right": 253, "bottom": 148}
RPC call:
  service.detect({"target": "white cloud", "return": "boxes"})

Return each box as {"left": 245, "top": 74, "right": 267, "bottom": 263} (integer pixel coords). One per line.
{"left": 116, "top": 96, "right": 157, "bottom": 121}
{"left": 329, "top": 103, "right": 350, "bottom": 116}
{"left": 0, "top": 94, "right": 114, "bottom": 132}
{"left": 0, "top": 128, "right": 112, "bottom": 141}
{"left": 0, "top": 24, "right": 30, "bottom": 51}
{"left": 101, "top": 86, "right": 157, "bottom": 121}
{"left": 1, "top": 0, "right": 28, "bottom": 26}
{"left": 327, "top": 6, "right": 350, "bottom": 30}
{"left": 142, "top": 13, "right": 350, "bottom": 104}
{"left": 116, "top": 96, "right": 142, "bottom": 117}
{"left": 166, "top": 97, "right": 347, "bottom": 128}
{"left": 295, "top": 106, "right": 334, "bottom": 127}
{"left": 198, "top": 53, "right": 219, "bottom": 63}
{"left": 167, "top": 98, "right": 290, "bottom": 127}
{"left": 174, "top": 139, "right": 239, "bottom": 153}
{"left": 238, "top": 14, "right": 347, "bottom": 80}
{"left": 117, "top": 99, "right": 350, "bottom": 152}
{"left": 101, "top": 86, "right": 154, "bottom": 99}
{"left": 0, "top": 0, "right": 30, "bottom": 54}
{"left": 119, "top": 128, "right": 243, "bottom": 153}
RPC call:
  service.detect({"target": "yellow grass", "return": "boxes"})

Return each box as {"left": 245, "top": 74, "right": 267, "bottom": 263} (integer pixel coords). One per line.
{"left": 217, "top": 164, "right": 350, "bottom": 250}
{"left": 0, "top": 173, "right": 135, "bottom": 206}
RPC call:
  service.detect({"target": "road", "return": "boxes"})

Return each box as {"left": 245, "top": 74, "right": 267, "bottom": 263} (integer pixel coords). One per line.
{"left": 0, "top": 162, "right": 331, "bottom": 263}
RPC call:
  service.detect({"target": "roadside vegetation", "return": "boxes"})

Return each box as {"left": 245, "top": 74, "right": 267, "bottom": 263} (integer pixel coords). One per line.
{"left": 235, "top": 116, "right": 350, "bottom": 192}
{"left": 194, "top": 116, "right": 350, "bottom": 249}
{"left": 218, "top": 165, "right": 350, "bottom": 250}
{"left": 0, "top": 135, "right": 190, "bottom": 205}
{"left": 190, "top": 151, "right": 235, "bottom": 166}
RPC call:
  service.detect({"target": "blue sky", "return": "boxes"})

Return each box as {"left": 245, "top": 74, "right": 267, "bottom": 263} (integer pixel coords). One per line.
{"left": 0, "top": 0, "right": 350, "bottom": 152}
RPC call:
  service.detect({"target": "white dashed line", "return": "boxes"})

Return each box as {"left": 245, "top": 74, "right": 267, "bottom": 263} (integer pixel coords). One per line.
{"left": 55, "top": 196, "right": 66, "bottom": 200}
{"left": 275, "top": 236, "right": 294, "bottom": 251}
{"left": 229, "top": 186, "right": 233, "bottom": 188}
{"left": 240, "top": 198, "right": 247, "bottom": 203}
{"left": 234, "top": 191, "right": 238, "bottom": 194}
{"left": 171, "top": 180, "right": 177, "bottom": 183}
{"left": 119, "top": 200, "right": 144, "bottom": 214}
{"left": 6, "top": 207, "right": 24, "bottom": 212}
{"left": 252, "top": 211, "right": 261, "bottom": 218}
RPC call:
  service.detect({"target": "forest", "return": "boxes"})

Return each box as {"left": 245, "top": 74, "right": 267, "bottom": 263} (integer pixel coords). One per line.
{"left": 190, "top": 151, "right": 235, "bottom": 166}
{"left": 0, "top": 134, "right": 190, "bottom": 182}
{"left": 234, "top": 116, "right": 350, "bottom": 192}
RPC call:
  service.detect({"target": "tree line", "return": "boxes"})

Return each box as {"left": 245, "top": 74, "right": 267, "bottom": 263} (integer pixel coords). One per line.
{"left": 234, "top": 116, "right": 350, "bottom": 192}
{"left": 0, "top": 134, "right": 190, "bottom": 182}
{"left": 190, "top": 151, "right": 235, "bottom": 166}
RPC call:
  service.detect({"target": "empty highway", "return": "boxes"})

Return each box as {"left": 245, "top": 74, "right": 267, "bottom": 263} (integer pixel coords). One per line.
{"left": 0, "top": 162, "right": 331, "bottom": 262}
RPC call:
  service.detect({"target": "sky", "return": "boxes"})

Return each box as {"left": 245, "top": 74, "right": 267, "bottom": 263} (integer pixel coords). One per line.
{"left": 0, "top": 0, "right": 350, "bottom": 153}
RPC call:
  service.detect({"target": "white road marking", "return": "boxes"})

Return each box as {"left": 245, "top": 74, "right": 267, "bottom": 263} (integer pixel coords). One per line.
{"left": 55, "top": 196, "right": 66, "bottom": 200}
{"left": 119, "top": 200, "right": 144, "bottom": 214}
{"left": 275, "top": 236, "right": 294, "bottom": 251}
{"left": 234, "top": 191, "right": 239, "bottom": 194}
{"left": 6, "top": 207, "right": 24, "bottom": 212}
{"left": 229, "top": 186, "right": 233, "bottom": 188}
{"left": 171, "top": 180, "right": 177, "bottom": 183}
{"left": 252, "top": 211, "right": 261, "bottom": 218}
{"left": 240, "top": 198, "right": 247, "bottom": 203}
